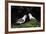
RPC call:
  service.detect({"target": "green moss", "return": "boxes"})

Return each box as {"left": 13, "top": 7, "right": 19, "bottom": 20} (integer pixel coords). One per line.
{"left": 12, "top": 19, "right": 40, "bottom": 28}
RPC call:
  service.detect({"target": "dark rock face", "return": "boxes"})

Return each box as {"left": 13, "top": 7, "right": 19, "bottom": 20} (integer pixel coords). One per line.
{"left": 11, "top": 6, "right": 40, "bottom": 25}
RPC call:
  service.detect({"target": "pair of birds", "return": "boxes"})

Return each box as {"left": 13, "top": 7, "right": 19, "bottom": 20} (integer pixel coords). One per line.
{"left": 16, "top": 13, "right": 35, "bottom": 24}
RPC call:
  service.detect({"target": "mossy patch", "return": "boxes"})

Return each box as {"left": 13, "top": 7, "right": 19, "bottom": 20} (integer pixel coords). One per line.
{"left": 11, "top": 19, "right": 40, "bottom": 28}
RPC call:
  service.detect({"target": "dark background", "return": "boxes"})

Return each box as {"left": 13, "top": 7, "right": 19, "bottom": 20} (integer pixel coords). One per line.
{"left": 11, "top": 6, "right": 41, "bottom": 25}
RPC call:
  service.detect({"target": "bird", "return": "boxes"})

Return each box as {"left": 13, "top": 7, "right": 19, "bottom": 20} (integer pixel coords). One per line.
{"left": 28, "top": 13, "right": 35, "bottom": 20}
{"left": 16, "top": 15, "right": 27, "bottom": 24}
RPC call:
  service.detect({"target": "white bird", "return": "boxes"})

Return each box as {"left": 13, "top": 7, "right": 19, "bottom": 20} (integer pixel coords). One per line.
{"left": 16, "top": 15, "right": 27, "bottom": 24}
{"left": 28, "top": 13, "right": 35, "bottom": 20}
